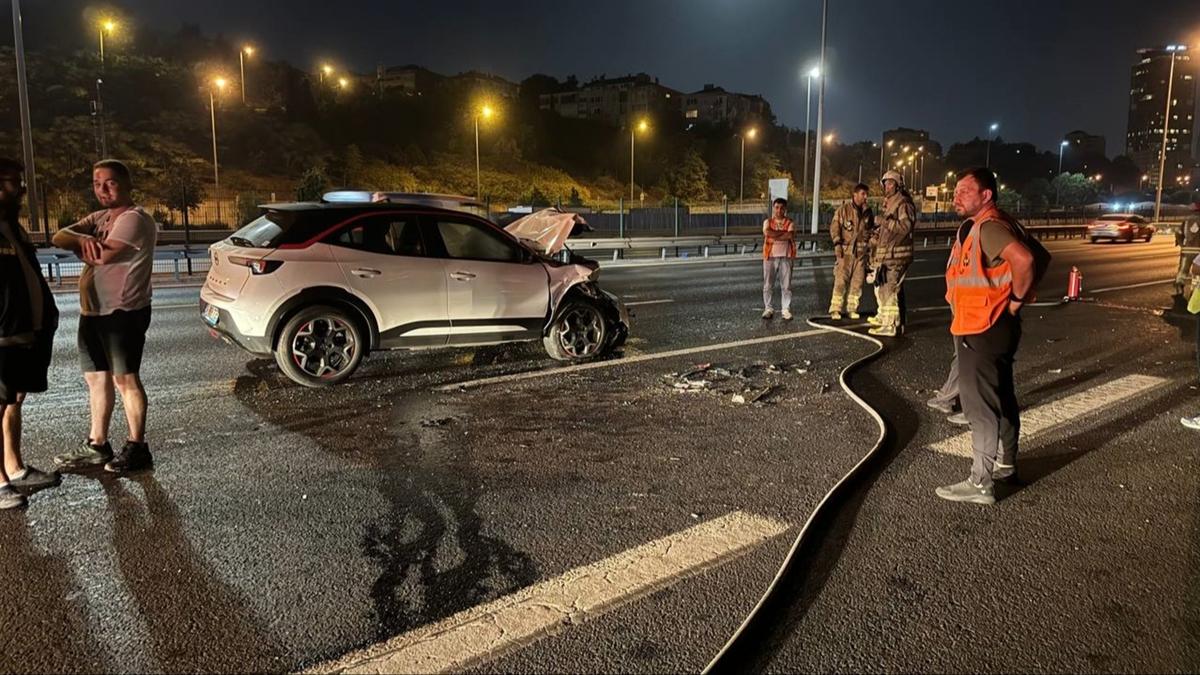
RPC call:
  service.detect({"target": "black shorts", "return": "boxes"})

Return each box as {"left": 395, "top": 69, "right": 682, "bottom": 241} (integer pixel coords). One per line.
{"left": 0, "top": 330, "right": 55, "bottom": 404}
{"left": 78, "top": 307, "right": 152, "bottom": 375}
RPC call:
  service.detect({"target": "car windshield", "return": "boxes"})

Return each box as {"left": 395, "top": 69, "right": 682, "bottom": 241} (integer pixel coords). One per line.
{"left": 228, "top": 209, "right": 351, "bottom": 248}
{"left": 1098, "top": 215, "right": 1130, "bottom": 221}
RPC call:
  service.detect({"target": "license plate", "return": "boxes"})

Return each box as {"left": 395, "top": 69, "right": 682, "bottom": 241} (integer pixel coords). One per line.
{"left": 202, "top": 303, "right": 219, "bottom": 326}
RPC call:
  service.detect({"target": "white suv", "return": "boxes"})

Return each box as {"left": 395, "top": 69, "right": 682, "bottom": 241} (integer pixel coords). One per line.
{"left": 199, "top": 194, "right": 629, "bottom": 387}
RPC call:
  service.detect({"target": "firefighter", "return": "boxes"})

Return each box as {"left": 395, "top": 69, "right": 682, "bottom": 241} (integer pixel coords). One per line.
{"left": 1174, "top": 203, "right": 1200, "bottom": 299}
{"left": 829, "top": 183, "right": 874, "bottom": 320}
{"left": 867, "top": 170, "right": 915, "bottom": 336}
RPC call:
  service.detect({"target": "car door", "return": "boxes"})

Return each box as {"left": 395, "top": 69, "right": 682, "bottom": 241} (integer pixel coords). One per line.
{"left": 326, "top": 212, "right": 450, "bottom": 348}
{"left": 425, "top": 214, "right": 550, "bottom": 345}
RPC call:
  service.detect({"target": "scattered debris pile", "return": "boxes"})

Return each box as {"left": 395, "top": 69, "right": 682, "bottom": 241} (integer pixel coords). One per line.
{"left": 661, "top": 360, "right": 826, "bottom": 405}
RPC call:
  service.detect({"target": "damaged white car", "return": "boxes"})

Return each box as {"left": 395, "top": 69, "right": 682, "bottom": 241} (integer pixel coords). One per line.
{"left": 199, "top": 192, "right": 629, "bottom": 387}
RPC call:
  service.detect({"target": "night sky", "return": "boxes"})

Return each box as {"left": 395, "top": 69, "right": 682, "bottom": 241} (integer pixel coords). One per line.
{"left": 84, "top": 0, "right": 1200, "bottom": 153}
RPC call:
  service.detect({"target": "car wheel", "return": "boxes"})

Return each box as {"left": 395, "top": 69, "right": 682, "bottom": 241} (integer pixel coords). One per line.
{"left": 274, "top": 305, "right": 365, "bottom": 387}
{"left": 544, "top": 299, "right": 609, "bottom": 361}
{"left": 1144, "top": 233, "right": 1152, "bottom": 242}
{"left": 1090, "top": 237, "right": 1098, "bottom": 244}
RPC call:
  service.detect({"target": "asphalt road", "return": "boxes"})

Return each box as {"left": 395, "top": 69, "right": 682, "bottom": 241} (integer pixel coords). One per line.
{"left": 0, "top": 236, "right": 1193, "bottom": 673}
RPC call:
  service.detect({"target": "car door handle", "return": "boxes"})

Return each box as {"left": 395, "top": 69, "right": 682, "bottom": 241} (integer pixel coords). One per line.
{"left": 450, "top": 271, "right": 476, "bottom": 281}
{"left": 351, "top": 268, "right": 381, "bottom": 278}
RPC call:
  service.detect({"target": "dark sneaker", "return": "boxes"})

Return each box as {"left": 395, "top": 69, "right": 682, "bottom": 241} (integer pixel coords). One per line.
{"left": 992, "top": 460, "right": 1018, "bottom": 482}
{"left": 935, "top": 479, "right": 996, "bottom": 505}
{"left": 54, "top": 440, "right": 113, "bottom": 470}
{"left": 9, "top": 465, "right": 61, "bottom": 492}
{"left": 104, "top": 442, "right": 153, "bottom": 473}
{"left": 947, "top": 412, "right": 969, "bottom": 426}
{"left": 926, "top": 398, "right": 955, "bottom": 415}
{"left": 0, "top": 484, "right": 27, "bottom": 510}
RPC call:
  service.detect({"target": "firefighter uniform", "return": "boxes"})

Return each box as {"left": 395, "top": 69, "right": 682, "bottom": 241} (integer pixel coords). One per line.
{"left": 869, "top": 171, "right": 915, "bottom": 335}
{"left": 829, "top": 200, "right": 874, "bottom": 318}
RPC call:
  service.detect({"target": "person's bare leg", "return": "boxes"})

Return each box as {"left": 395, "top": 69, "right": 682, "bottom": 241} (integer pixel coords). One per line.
{"left": 113, "top": 373, "right": 146, "bottom": 443}
{"left": 85, "top": 371, "right": 115, "bottom": 445}
{"left": 3, "top": 394, "right": 24, "bottom": 476}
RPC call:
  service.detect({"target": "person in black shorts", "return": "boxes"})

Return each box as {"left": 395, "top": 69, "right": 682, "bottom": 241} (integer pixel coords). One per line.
{"left": 0, "top": 158, "right": 61, "bottom": 509}
{"left": 52, "top": 160, "right": 157, "bottom": 473}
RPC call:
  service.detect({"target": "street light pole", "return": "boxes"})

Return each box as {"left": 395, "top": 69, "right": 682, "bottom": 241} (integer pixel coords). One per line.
{"left": 240, "top": 46, "right": 254, "bottom": 105}
{"left": 1154, "top": 47, "right": 1180, "bottom": 225}
{"left": 96, "top": 78, "right": 107, "bottom": 157}
{"left": 809, "top": 0, "right": 828, "bottom": 234}
{"left": 630, "top": 125, "right": 636, "bottom": 204}
{"left": 11, "top": 0, "right": 40, "bottom": 232}
{"left": 802, "top": 69, "right": 816, "bottom": 226}
{"left": 986, "top": 122, "right": 998, "bottom": 167}
{"left": 475, "top": 112, "right": 482, "bottom": 201}
{"left": 209, "top": 80, "right": 225, "bottom": 225}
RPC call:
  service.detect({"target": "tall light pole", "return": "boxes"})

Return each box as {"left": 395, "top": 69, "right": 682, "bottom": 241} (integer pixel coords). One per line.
{"left": 631, "top": 118, "right": 648, "bottom": 203}
{"left": 1154, "top": 45, "right": 1183, "bottom": 224}
{"left": 11, "top": 0, "right": 39, "bottom": 232}
{"left": 95, "top": 78, "right": 107, "bottom": 157}
{"left": 802, "top": 66, "right": 819, "bottom": 226}
{"left": 879, "top": 139, "right": 893, "bottom": 179}
{"left": 1141, "top": 173, "right": 1150, "bottom": 192}
{"left": 809, "top": 0, "right": 828, "bottom": 234}
{"left": 98, "top": 19, "right": 116, "bottom": 67}
{"left": 739, "top": 127, "right": 757, "bottom": 203}
{"left": 986, "top": 122, "right": 999, "bottom": 167}
{"left": 320, "top": 64, "right": 333, "bottom": 85}
{"left": 210, "top": 77, "right": 228, "bottom": 224}
{"left": 240, "top": 45, "right": 254, "bottom": 105}
{"left": 1057, "top": 139, "right": 1068, "bottom": 175}
{"left": 474, "top": 104, "right": 494, "bottom": 200}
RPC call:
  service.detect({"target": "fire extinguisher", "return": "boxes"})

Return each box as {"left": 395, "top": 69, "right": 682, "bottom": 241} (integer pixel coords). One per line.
{"left": 1065, "top": 266, "right": 1083, "bottom": 301}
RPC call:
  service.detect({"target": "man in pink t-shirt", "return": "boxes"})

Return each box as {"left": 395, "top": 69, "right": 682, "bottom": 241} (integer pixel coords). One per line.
{"left": 762, "top": 198, "right": 796, "bottom": 321}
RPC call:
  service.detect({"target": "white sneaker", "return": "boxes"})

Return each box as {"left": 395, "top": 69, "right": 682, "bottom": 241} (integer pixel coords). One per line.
{"left": 848, "top": 311, "right": 861, "bottom": 320}
{"left": 761, "top": 309, "right": 775, "bottom": 320}
{"left": 829, "top": 311, "right": 842, "bottom": 320}
{"left": 0, "top": 484, "right": 26, "bottom": 510}
{"left": 1182, "top": 415, "right": 1200, "bottom": 431}
{"left": 781, "top": 310, "right": 793, "bottom": 321}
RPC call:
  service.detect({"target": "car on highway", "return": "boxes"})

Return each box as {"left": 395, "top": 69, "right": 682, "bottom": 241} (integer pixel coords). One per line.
{"left": 199, "top": 192, "right": 629, "bottom": 387}
{"left": 1087, "top": 213, "right": 1155, "bottom": 243}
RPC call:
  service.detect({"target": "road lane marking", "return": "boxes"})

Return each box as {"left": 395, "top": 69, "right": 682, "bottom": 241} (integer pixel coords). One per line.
{"left": 154, "top": 303, "right": 198, "bottom": 309}
{"left": 435, "top": 329, "right": 826, "bottom": 391}
{"left": 1088, "top": 279, "right": 1174, "bottom": 294}
{"left": 931, "top": 374, "right": 1169, "bottom": 457}
{"left": 625, "top": 299, "right": 675, "bottom": 307}
{"left": 313, "top": 511, "right": 788, "bottom": 675}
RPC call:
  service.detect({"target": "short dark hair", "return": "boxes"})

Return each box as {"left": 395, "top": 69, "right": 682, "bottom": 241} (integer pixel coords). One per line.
{"left": 956, "top": 167, "right": 998, "bottom": 202}
{"left": 853, "top": 183, "right": 869, "bottom": 194}
{"left": 772, "top": 197, "right": 787, "bottom": 208}
{"left": 93, "top": 159, "right": 132, "bottom": 184}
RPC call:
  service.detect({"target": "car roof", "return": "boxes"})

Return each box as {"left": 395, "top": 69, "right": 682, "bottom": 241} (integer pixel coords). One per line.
{"left": 255, "top": 200, "right": 492, "bottom": 220}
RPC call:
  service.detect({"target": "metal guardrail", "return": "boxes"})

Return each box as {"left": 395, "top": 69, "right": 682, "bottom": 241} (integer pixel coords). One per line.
{"left": 36, "top": 224, "right": 1096, "bottom": 282}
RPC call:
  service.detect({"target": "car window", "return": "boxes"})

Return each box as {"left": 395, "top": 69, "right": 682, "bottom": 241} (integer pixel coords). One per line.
{"left": 434, "top": 218, "right": 522, "bottom": 262}
{"left": 329, "top": 215, "right": 425, "bottom": 256}
{"left": 1131, "top": 216, "right": 1146, "bottom": 224}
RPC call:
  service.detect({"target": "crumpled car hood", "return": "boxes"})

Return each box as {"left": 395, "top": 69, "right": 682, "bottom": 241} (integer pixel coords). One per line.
{"left": 503, "top": 208, "right": 592, "bottom": 255}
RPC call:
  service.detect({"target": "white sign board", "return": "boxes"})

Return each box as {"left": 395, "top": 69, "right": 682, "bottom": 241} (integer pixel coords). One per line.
{"left": 769, "top": 178, "right": 790, "bottom": 205}
{"left": 925, "top": 186, "right": 939, "bottom": 199}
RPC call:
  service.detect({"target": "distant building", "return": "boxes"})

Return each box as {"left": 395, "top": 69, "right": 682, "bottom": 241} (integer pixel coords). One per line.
{"left": 680, "top": 85, "right": 771, "bottom": 127}
{"left": 1125, "top": 46, "right": 1197, "bottom": 188}
{"left": 539, "top": 73, "right": 679, "bottom": 126}
{"left": 1064, "top": 130, "right": 1107, "bottom": 159}
{"left": 375, "top": 64, "right": 444, "bottom": 95}
{"left": 445, "top": 70, "right": 519, "bottom": 99}
{"left": 881, "top": 128, "right": 942, "bottom": 167}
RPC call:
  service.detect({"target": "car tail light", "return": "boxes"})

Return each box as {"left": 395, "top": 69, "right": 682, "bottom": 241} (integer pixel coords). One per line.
{"left": 227, "top": 255, "right": 282, "bottom": 275}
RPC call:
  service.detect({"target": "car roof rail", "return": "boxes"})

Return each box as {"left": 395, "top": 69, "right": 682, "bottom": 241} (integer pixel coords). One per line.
{"left": 320, "top": 190, "right": 487, "bottom": 211}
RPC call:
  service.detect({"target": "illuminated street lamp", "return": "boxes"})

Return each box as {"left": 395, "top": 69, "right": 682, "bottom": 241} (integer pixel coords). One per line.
{"left": 739, "top": 127, "right": 757, "bottom": 204}
{"left": 879, "top": 139, "right": 894, "bottom": 180}
{"left": 1057, "top": 140, "right": 1069, "bottom": 175}
{"left": 801, "top": 65, "right": 820, "bottom": 225}
{"left": 320, "top": 63, "right": 333, "bottom": 85}
{"left": 631, "top": 118, "right": 649, "bottom": 203}
{"left": 337, "top": 76, "right": 349, "bottom": 90}
{"left": 475, "top": 104, "right": 495, "bottom": 200}
{"left": 209, "top": 77, "right": 228, "bottom": 224}
{"left": 239, "top": 45, "right": 255, "bottom": 104}
{"left": 98, "top": 18, "right": 117, "bottom": 67}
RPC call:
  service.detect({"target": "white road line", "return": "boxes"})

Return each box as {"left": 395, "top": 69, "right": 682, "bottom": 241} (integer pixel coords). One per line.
{"left": 1088, "top": 279, "right": 1174, "bottom": 294}
{"left": 625, "top": 299, "right": 675, "bottom": 307}
{"left": 154, "top": 303, "right": 198, "bottom": 310}
{"left": 435, "top": 329, "right": 826, "bottom": 391}
{"left": 313, "top": 511, "right": 788, "bottom": 675}
{"left": 907, "top": 273, "right": 945, "bottom": 281}
{"left": 931, "top": 374, "right": 1169, "bottom": 457}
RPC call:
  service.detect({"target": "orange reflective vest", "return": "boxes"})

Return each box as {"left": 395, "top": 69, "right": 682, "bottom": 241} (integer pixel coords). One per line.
{"left": 945, "top": 206, "right": 1014, "bottom": 336}
{"left": 763, "top": 217, "right": 796, "bottom": 259}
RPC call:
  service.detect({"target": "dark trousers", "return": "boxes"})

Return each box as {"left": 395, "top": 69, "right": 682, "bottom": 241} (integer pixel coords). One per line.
{"left": 956, "top": 313, "right": 1022, "bottom": 488}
